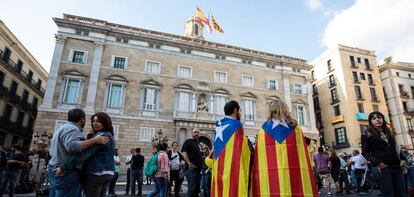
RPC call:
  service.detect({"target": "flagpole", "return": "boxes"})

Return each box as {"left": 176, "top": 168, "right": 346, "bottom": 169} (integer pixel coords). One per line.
{"left": 194, "top": 4, "right": 197, "bottom": 39}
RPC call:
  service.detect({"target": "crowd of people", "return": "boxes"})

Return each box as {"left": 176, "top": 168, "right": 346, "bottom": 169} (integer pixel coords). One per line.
{"left": 1, "top": 99, "right": 413, "bottom": 197}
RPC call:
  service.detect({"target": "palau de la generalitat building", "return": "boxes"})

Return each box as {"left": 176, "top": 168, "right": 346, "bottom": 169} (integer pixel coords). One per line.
{"left": 36, "top": 13, "right": 318, "bottom": 171}
{"left": 0, "top": 20, "right": 48, "bottom": 151}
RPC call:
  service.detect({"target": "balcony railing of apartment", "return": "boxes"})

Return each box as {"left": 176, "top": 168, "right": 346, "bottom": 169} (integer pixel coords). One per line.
{"left": 330, "top": 99, "right": 340, "bottom": 105}
{"left": 173, "top": 111, "right": 225, "bottom": 121}
{"left": 401, "top": 91, "right": 410, "bottom": 99}
{"left": 334, "top": 141, "right": 350, "bottom": 149}
{"left": 368, "top": 80, "right": 375, "bottom": 85}
{"left": 403, "top": 108, "right": 414, "bottom": 116}
{"left": 0, "top": 49, "right": 45, "bottom": 95}
{"left": 353, "top": 79, "right": 360, "bottom": 84}
{"left": 329, "top": 82, "right": 337, "bottom": 88}
{"left": 356, "top": 96, "right": 364, "bottom": 101}
{"left": 408, "top": 127, "right": 414, "bottom": 133}
{"left": 365, "top": 66, "right": 373, "bottom": 71}
{"left": 331, "top": 115, "right": 345, "bottom": 124}
{"left": 371, "top": 97, "right": 379, "bottom": 102}
{"left": 0, "top": 116, "right": 34, "bottom": 137}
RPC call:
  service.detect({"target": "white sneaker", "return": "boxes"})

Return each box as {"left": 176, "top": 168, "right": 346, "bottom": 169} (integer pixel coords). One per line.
{"left": 327, "top": 192, "right": 332, "bottom": 195}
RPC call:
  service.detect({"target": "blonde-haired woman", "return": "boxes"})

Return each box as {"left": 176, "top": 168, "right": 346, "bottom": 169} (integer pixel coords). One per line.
{"left": 252, "top": 100, "right": 318, "bottom": 196}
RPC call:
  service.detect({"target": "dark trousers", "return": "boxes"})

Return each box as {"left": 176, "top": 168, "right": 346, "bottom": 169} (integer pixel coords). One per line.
{"left": 0, "top": 171, "right": 18, "bottom": 197}
{"left": 125, "top": 168, "right": 131, "bottom": 194}
{"left": 339, "top": 169, "right": 351, "bottom": 193}
{"left": 373, "top": 167, "right": 406, "bottom": 197}
{"left": 185, "top": 169, "right": 201, "bottom": 197}
{"left": 108, "top": 171, "right": 119, "bottom": 194}
{"left": 169, "top": 170, "right": 184, "bottom": 197}
{"left": 201, "top": 172, "right": 211, "bottom": 197}
{"left": 130, "top": 169, "right": 143, "bottom": 195}
{"left": 84, "top": 174, "right": 114, "bottom": 197}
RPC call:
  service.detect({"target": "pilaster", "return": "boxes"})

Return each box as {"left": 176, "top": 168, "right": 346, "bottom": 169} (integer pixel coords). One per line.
{"left": 84, "top": 40, "right": 105, "bottom": 113}
{"left": 283, "top": 72, "right": 292, "bottom": 109}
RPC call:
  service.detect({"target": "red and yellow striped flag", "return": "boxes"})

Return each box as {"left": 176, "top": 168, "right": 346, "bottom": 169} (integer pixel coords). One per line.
{"left": 252, "top": 120, "right": 318, "bottom": 196}
{"left": 211, "top": 15, "right": 224, "bottom": 34}
{"left": 196, "top": 7, "right": 212, "bottom": 33}
{"left": 211, "top": 117, "right": 252, "bottom": 197}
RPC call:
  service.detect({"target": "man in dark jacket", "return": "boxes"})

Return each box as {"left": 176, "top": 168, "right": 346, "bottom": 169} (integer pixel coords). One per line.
{"left": 130, "top": 148, "right": 145, "bottom": 196}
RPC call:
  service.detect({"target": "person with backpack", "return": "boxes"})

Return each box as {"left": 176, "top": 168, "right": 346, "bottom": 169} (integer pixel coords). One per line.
{"left": 147, "top": 142, "right": 170, "bottom": 197}
{"left": 130, "top": 147, "right": 145, "bottom": 196}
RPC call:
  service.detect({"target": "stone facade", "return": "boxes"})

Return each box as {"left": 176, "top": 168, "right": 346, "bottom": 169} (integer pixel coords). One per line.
{"left": 312, "top": 44, "right": 388, "bottom": 153}
{"left": 0, "top": 20, "right": 48, "bottom": 151}
{"left": 37, "top": 14, "right": 318, "bottom": 176}
{"left": 380, "top": 61, "right": 414, "bottom": 148}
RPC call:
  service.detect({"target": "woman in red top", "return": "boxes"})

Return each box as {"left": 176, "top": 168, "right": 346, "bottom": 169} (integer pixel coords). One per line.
{"left": 148, "top": 142, "right": 170, "bottom": 197}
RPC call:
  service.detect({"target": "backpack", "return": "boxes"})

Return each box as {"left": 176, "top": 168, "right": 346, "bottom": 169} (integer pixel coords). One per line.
{"left": 144, "top": 152, "right": 159, "bottom": 176}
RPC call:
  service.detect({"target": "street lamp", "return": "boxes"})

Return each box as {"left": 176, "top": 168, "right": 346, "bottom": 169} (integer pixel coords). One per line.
{"left": 151, "top": 129, "right": 168, "bottom": 146}
{"left": 32, "top": 131, "right": 52, "bottom": 171}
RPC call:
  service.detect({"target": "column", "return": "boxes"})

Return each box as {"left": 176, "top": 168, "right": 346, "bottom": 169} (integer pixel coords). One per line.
{"left": 306, "top": 77, "right": 317, "bottom": 133}
{"left": 283, "top": 72, "right": 292, "bottom": 109}
{"left": 84, "top": 40, "right": 105, "bottom": 114}
{"left": 39, "top": 35, "right": 66, "bottom": 110}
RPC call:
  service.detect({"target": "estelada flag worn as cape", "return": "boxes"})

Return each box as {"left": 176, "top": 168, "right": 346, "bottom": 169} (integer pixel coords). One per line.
{"left": 252, "top": 120, "right": 319, "bottom": 197}
{"left": 211, "top": 116, "right": 252, "bottom": 197}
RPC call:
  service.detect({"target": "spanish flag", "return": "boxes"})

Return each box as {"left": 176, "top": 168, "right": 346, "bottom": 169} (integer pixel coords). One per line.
{"left": 196, "top": 7, "right": 212, "bottom": 33}
{"left": 252, "top": 120, "right": 318, "bottom": 196}
{"left": 211, "top": 15, "right": 224, "bottom": 34}
{"left": 211, "top": 117, "right": 252, "bottom": 197}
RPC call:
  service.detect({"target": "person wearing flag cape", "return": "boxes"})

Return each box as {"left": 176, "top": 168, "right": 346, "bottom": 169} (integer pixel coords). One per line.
{"left": 211, "top": 100, "right": 252, "bottom": 197}
{"left": 252, "top": 100, "right": 318, "bottom": 196}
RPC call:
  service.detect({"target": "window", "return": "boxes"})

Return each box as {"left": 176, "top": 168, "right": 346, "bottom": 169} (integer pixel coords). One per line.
{"left": 370, "top": 88, "right": 378, "bottom": 101}
{"left": 357, "top": 57, "right": 361, "bottom": 64}
{"left": 2, "top": 47, "right": 11, "bottom": 62}
{"left": 296, "top": 106, "right": 306, "bottom": 125}
{"left": 352, "top": 72, "right": 359, "bottom": 82}
{"left": 399, "top": 84, "right": 405, "bottom": 94}
{"left": 367, "top": 74, "right": 374, "bottom": 84}
{"left": 0, "top": 71, "right": 4, "bottom": 85}
{"left": 3, "top": 104, "right": 13, "bottom": 122}
{"left": 350, "top": 56, "right": 356, "bottom": 67}
{"left": 145, "top": 61, "right": 161, "bottom": 74}
{"left": 15, "top": 60, "right": 23, "bottom": 73}
{"left": 106, "top": 84, "right": 124, "bottom": 108}
{"left": 396, "top": 72, "right": 400, "bottom": 76}
{"left": 242, "top": 100, "right": 256, "bottom": 120}
{"left": 242, "top": 75, "right": 254, "bottom": 87}
{"left": 333, "top": 105, "right": 341, "bottom": 116}
{"left": 294, "top": 84, "right": 305, "bottom": 94}
{"left": 314, "top": 97, "right": 320, "bottom": 111}
{"left": 143, "top": 88, "right": 158, "bottom": 111}
{"left": 327, "top": 59, "right": 332, "bottom": 71}
{"left": 408, "top": 119, "right": 413, "bottom": 131}
{"left": 177, "top": 91, "right": 192, "bottom": 112}
{"left": 267, "top": 80, "right": 277, "bottom": 90}
{"left": 312, "top": 84, "right": 318, "bottom": 95}
{"left": 372, "top": 104, "right": 379, "bottom": 112}
{"left": 335, "top": 127, "right": 347, "bottom": 144}
{"left": 27, "top": 117, "right": 35, "bottom": 130}
{"left": 112, "top": 57, "right": 126, "bottom": 69}
{"left": 213, "top": 95, "right": 227, "bottom": 115}
{"left": 27, "top": 70, "right": 33, "bottom": 82}
{"left": 139, "top": 127, "right": 155, "bottom": 142}
{"left": 36, "top": 79, "right": 42, "bottom": 90}
{"left": 16, "top": 111, "right": 24, "bottom": 127}
{"left": 72, "top": 51, "right": 86, "bottom": 64}
{"left": 331, "top": 88, "right": 339, "bottom": 103}
{"left": 329, "top": 75, "right": 336, "bottom": 87}
{"left": 22, "top": 90, "right": 29, "bottom": 103}
{"left": 364, "top": 58, "right": 371, "bottom": 69}
{"left": 9, "top": 81, "right": 18, "bottom": 96}
{"left": 360, "top": 73, "right": 366, "bottom": 80}
{"left": 214, "top": 71, "right": 228, "bottom": 84}
{"left": 410, "top": 74, "right": 412, "bottom": 78}
{"left": 63, "top": 78, "right": 81, "bottom": 104}
{"left": 32, "top": 97, "right": 38, "bottom": 108}
{"left": 357, "top": 103, "right": 364, "bottom": 113}
{"left": 177, "top": 65, "right": 192, "bottom": 78}
{"left": 355, "top": 86, "right": 362, "bottom": 99}
{"left": 403, "top": 101, "right": 408, "bottom": 112}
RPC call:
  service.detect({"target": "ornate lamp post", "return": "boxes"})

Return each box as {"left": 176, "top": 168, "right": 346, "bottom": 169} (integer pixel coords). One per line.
{"left": 151, "top": 129, "right": 169, "bottom": 146}
{"left": 32, "top": 131, "right": 52, "bottom": 172}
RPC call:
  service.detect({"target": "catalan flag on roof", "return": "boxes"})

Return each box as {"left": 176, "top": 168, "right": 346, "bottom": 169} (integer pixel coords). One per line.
{"left": 211, "top": 116, "right": 252, "bottom": 197}
{"left": 252, "top": 120, "right": 318, "bottom": 196}
{"left": 211, "top": 15, "right": 224, "bottom": 34}
{"left": 196, "top": 7, "right": 212, "bottom": 33}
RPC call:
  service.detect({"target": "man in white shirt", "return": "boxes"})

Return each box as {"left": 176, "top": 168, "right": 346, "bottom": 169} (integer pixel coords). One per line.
{"left": 349, "top": 150, "right": 367, "bottom": 191}
{"left": 124, "top": 149, "right": 136, "bottom": 195}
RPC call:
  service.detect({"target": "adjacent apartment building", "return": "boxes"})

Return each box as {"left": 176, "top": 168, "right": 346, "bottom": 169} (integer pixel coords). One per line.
{"left": 311, "top": 44, "right": 388, "bottom": 152}
{"left": 380, "top": 61, "right": 414, "bottom": 148}
{"left": 36, "top": 14, "right": 318, "bottom": 162}
{"left": 0, "top": 20, "right": 48, "bottom": 151}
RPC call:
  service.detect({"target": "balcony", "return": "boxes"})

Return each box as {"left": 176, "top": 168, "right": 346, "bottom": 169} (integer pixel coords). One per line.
{"left": 0, "top": 86, "right": 8, "bottom": 97}
{"left": 408, "top": 128, "right": 414, "bottom": 133}
{"left": 404, "top": 108, "right": 414, "bottom": 116}
{"left": 334, "top": 142, "right": 350, "bottom": 149}
{"left": 356, "top": 96, "right": 365, "bottom": 101}
{"left": 371, "top": 97, "right": 379, "bottom": 102}
{"left": 0, "top": 49, "right": 45, "bottom": 95}
{"left": 330, "top": 99, "right": 340, "bottom": 105}
{"left": 173, "top": 111, "right": 223, "bottom": 121}
{"left": 7, "top": 93, "right": 21, "bottom": 105}
{"left": 0, "top": 116, "right": 34, "bottom": 137}
{"left": 401, "top": 91, "right": 410, "bottom": 99}
{"left": 329, "top": 82, "right": 337, "bottom": 88}
{"left": 353, "top": 79, "right": 360, "bottom": 84}
{"left": 356, "top": 112, "right": 369, "bottom": 120}
{"left": 331, "top": 115, "right": 344, "bottom": 124}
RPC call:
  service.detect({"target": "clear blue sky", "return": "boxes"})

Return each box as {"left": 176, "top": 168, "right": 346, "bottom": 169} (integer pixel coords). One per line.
{"left": 1, "top": 0, "right": 413, "bottom": 72}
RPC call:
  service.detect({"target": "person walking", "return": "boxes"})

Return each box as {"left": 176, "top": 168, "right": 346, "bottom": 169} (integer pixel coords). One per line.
{"left": 131, "top": 148, "right": 145, "bottom": 196}
{"left": 108, "top": 148, "right": 120, "bottom": 196}
{"left": 124, "top": 148, "right": 136, "bottom": 195}
{"left": 362, "top": 111, "right": 406, "bottom": 197}
{"left": 252, "top": 99, "right": 317, "bottom": 196}
{"left": 330, "top": 151, "right": 342, "bottom": 195}
{"left": 181, "top": 129, "right": 203, "bottom": 197}
{"left": 314, "top": 147, "right": 333, "bottom": 195}
{"left": 48, "top": 108, "right": 108, "bottom": 197}
{"left": 56, "top": 112, "right": 116, "bottom": 197}
{"left": 200, "top": 145, "right": 211, "bottom": 197}
{"left": 338, "top": 154, "right": 351, "bottom": 195}
{"left": 148, "top": 142, "right": 170, "bottom": 197}
{"left": 167, "top": 142, "right": 184, "bottom": 197}
{"left": 0, "top": 144, "right": 28, "bottom": 197}
{"left": 349, "top": 149, "right": 368, "bottom": 192}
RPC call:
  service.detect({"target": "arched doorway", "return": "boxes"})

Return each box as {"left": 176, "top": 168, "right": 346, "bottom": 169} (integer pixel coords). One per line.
{"left": 199, "top": 135, "right": 213, "bottom": 149}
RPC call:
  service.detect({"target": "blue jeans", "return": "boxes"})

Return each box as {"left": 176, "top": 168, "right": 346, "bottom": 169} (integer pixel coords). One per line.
{"left": 147, "top": 177, "right": 167, "bottom": 197}
{"left": 48, "top": 167, "right": 56, "bottom": 197}
{"left": 201, "top": 172, "right": 211, "bottom": 197}
{"left": 372, "top": 167, "right": 406, "bottom": 197}
{"left": 0, "top": 171, "right": 18, "bottom": 197}
{"left": 185, "top": 169, "right": 201, "bottom": 197}
{"left": 49, "top": 167, "right": 81, "bottom": 197}
{"left": 108, "top": 171, "right": 119, "bottom": 194}
{"left": 130, "top": 169, "right": 143, "bottom": 195}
